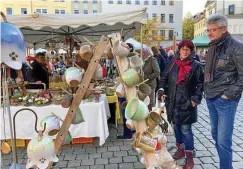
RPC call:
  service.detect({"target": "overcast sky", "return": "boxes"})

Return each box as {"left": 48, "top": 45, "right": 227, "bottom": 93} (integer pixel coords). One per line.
{"left": 183, "top": 0, "right": 207, "bottom": 17}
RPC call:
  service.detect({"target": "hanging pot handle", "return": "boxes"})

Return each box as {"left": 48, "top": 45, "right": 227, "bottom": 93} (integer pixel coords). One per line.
{"left": 1, "top": 12, "right": 7, "bottom": 22}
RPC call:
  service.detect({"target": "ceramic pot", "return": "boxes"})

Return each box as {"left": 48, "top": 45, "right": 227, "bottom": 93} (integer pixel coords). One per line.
{"left": 116, "top": 84, "right": 125, "bottom": 97}
{"left": 40, "top": 115, "right": 60, "bottom": 136}
{"left": 121, "top": 101, "right": 127, "bottom": 109}
{"left": 1, "top": 141, "right": 11, "bottom": 154}
{"left": 65, "top": 67, "right": 84, "bottom": 87}
{"left": 125, "top": 97, "right": 149, "bottom": 121}
{"left": 146, "top": 112, "right": 162, "bottom": 132}
{"left": 112, "top": 41, "right": 129, "bottom": 58}
{"left": 126, "top": 119, "right": 134, "bottom": 129}
{"left": 61, "top": 95, "right": 73, "bottom": 108}
{"left": 143, "top": 96, "right": 150, "bottom": 106}
{"left": 130, "top": 55, "right": 143, "bottom": 71}
{"left": 80, "top": 45, "right": 93, "bottom": 61}
{"left": 104, "top": 44, "right": 113, "bottom": 59}
{"left": 122, "top": 69, "right": 143, "bottom": 87}
{"left": 26, "top": 135, "right": 58, "bottom": 169}
{"left": 133, "top": 132, "right": 157, "bottom": 152}
{"left": 137, "top": 83, "right": 151, "bottom": 101}
{"left": 62, "top": 131, "right": 72, "bottom": 145}
{"left": 72, "top": 108, "right": 84, "bottom": 124}
{"left": 93, "top": 64, "right": 104, "bottom": 80}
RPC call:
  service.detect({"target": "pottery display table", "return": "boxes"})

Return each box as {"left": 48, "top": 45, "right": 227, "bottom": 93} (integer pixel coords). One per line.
{"left": 0, "top": 94, "right": 110, "bottom": 146}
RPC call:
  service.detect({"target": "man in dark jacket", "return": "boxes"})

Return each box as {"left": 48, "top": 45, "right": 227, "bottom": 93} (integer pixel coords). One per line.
{"left": 204, "top": 14, "right": 243, "bottom": 169}
{"left": 29, "top": 52, "right": 49, "bottom": 89}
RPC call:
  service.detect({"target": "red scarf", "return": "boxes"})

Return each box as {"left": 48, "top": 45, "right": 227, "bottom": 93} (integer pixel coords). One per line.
{"left": 175, "top": 59, "right": 192, "bottom": 85}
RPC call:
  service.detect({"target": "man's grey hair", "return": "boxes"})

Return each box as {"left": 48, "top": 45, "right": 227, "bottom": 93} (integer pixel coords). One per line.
{"left": 206, "top": 14, "right": 228, "bottom": 27}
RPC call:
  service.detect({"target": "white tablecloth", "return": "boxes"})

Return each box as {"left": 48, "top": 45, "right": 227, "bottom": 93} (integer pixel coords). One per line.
{"left": 0, "top": 94, "right": 110, "bottom": 146}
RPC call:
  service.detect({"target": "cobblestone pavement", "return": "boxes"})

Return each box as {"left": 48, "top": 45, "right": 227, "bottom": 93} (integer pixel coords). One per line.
{"left": 1, "top": 98, "right": 243, "bottom": 169}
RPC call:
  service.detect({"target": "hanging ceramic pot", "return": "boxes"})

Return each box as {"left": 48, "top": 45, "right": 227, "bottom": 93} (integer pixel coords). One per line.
{"left": 40, "top": 115, "right": 60, "bottom": 136}
{"left": 72, "top": 108, "right": 85, "bottom": 124}
{"left": 26, "top": 135, "right": 58, "bottom": 169}
{"left": 65, "top": 67, "right": 85, "bottom": 87}
{"left": 1, "top": 141, "right": 11, "bottom": 154}
{"left": 112, "top": 41, "right": 129, "bottom": 58}
{"left": 62, "top": 131, "right": 72, "bottom": 145}
{"left": 116, "top": 83, "right": 125, "bottom": 97}
{"left": 122, "top": 69, "right": 143, "bottom": 87}
{"left": 125, "top": 97, "right": 149, "bottom": 121}
{"left": 129, "top": 55, "right": 144, "bottom": 71}
{"left": 137, "top": 83, "right": 151, "bottom": 101}
{"left": 104, "top": 43, "right": 113, "bottom": 59}
{"left": 133, "top": 132, "right": 157, "bottom": 152}
{"left": 80, "top": 45, "right": 93, "bottom": 61}
{"left": 92, "top": 64, "right": 104, "bottom": 80}
{"left": 146, "top": 112, "right": 162, "bottom": 133}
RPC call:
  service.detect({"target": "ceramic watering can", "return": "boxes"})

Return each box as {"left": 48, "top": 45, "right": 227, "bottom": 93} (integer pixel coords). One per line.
{"left": 112, "top": 40, "right": 129, "bottom": 58}
{"left": 40, "top": 115, "right": 60, "bottom": 136}
{"left": 65, "top": 67, "right": 85, "bottom": 87}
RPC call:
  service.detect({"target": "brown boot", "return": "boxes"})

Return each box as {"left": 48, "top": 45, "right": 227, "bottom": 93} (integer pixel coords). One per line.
{"left": 183, "top": 151, "right": 194, "bottom": 169}
{"left": 172, "top": 143, "right": 185, "bottom": 160}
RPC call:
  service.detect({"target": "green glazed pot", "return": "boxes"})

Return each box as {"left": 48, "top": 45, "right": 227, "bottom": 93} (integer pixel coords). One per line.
{"left": 122, "top": 69, "right": 143, "bottom": 87}
{"left": 72, "top": 108, "right": 85, "bottom": 124}
{"left": 125, "top": 97, "right": 149, "bottom": 121}
{"left": 62, "top": 131, "right": 72, "bottom": 145}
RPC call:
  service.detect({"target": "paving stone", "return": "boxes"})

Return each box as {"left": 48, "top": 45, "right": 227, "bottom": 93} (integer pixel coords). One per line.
{"left": 232, "top": 145, "right": 243, "bottom": 152}
{"left": 89, "top": 153, "right": 101, "bottom": 159}
{"left": 233, "top": 152, "right": 242, "bottom": 161}
{"left": 108, "top": 146, "right": 120, "bottom": 152}
{"left": 119, "top": 144, "right": 132, "bottom": 151}
{"left": 68, "top": 160, "right": 82, "bottom": 167}
{"left": 212, "top": 156, "right": 220, "bottom": 163}
{"left": 128, "top": 150, "right": 138, "bottom": 156}
{"left": 194, "top": 158, "right": 202, "bottom": 165}
{"left": 82, "top": 144, "right": 94, "bottom": 148}
{"left": 195, "top": 143, "right": 207, "bottom": 151}
{"left": 108, "top": 157, "right": 122, "bottom": 164}
{"left": 123, "top": 156, "right": 138, "bottom": 163}
{"left": 76, "top": 154, "right": 89, "bottom": 160}
{"left": 57, "top": 161, "right": 68, "bottom": 168}
{"left": 90, "top": 165, "right": 105, "bottom": 169}
{"left": 105, "top": 164, "right": 118, "bottom": 169}
{"left": 233, "top": 161, "right": 243, "bottom": 169}
{"left": 95, "top": 158, "right": 108, "bottom": 165}
{"left": 114, "top": 151, "right": 128, "bottom": 157}
{"left": 201, "top": 163, "right": 217, "bottom": 169}
{"left": 74, "top": 148, "right": 86, "bottom": 154}
{"left": 81, "top": 159, "right": 94, "bottom": 166}
{"left": 196, "top": 150, "right": 213, "bottom": 157}
{"left": 200, "top": 157, "right": 214, "bottom": 164}
{"left": 193, "top": 165, "right": 203, "bottom": 169}
{"left": 96, "top": 147, "right": 107, "bottom": 153}
{"left": 119, "top": 163, "right": 134, "bottom": 169}
{"left": 85, "top": 148, "right": 96, "bottom": 153}
{"left": 64, "top": 154, "right": 77, "bottom": 161}
{"left": 113, "top": 141, "right": 124, "bottom": 146}
{"left": 207, "top": 147, "right": 218, "bottom": 156}
{"left": 236, "top": 151, "right": 243, "bottom": 158}
{"left": 102, "top": 152, "right": 113, "bottom": 158}
{"left": 103, "top": 142, "right": 114, "bottom": 147}
{"left": 76, "top": 167, "right": 90, "bottom": 169}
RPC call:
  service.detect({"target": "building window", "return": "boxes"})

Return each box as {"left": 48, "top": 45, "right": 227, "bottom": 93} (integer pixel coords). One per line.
{"left": 93, "top": 10, "right": 97, "bottom": 13}
{"left": 42, "top": 9, "right": 47, "bottom": 13}
{"left": 74, "top": 0, "right": 79, "bottom": 2}
{"left": 55, "top": 9, "right": 59, "bottom": 14}
{"left": 229, "top": 5, "right": 235, "bottom": 15}
{"left": 36, "top": 9, "right": 41, "bottom": 13}
{"left": 209, "top": 10, "right": 212, "bottom": 15}
{"left": 6, "top": 8, "right": 12, "bottom": 15}
{"left": 152, "top": 0, "right": 157, "bottom": 5}
{"left": 169, "top": 14, "right": 173, "bottom": 23}
{"left": 144, "top": 0, "right": 148, "bottom": 5}
{"left": 126, "top": 0, "right": 131, "bottom": 4}
{"left": 117, "top": 0, "right": 122, "bottom": 4}
{"left": 74, "top": 10, "right": 79, "bottom": 14}
{"left": 135, "top": 0, "right": 140, "bottom": 4}
{"left": 93, "top": 0, "right": 97, "bottom": 3}
{"left": 152, "top": 13, "right": 157, "bottom": 19}
{"left": 161, "top": 14, "right": 165, "bottom": 23}
{"left": 169, "top": 0, "right": 174, "bottom": 6}
{"left": 108, "top": 0, "right": 113, "bottom": 4}
{"left": 169, "top": 30, "right": 174, "bottom": 40}
{"left": 161, "top": 0, "right": 165, "bottom": 5}
{"left": 83, "top": 0, "right": 88, "bottom": 3}
{"left": 160, "top": 30, "right": 165, "bottom": 36}
{"left": 60, "top": 10, "right": 65, "bottom": 14}
{"left": 21, "top": 8, "right": 27, "bottom": 14}
{"left": 146, "top": 13, "right": 149, "bottom": 18}
{"left": 84, "top": 10, "right": 88, "bottom": 14}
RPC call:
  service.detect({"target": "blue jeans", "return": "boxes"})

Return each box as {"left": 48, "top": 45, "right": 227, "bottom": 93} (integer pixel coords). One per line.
{"left": 174, "top": 124, "right": 194, "bottom": 151}
{"left": 118, "top": 97, "right": 133, "bottom": 136}
{"left": 206, "top": 97, "right": 239, "bottom": 169}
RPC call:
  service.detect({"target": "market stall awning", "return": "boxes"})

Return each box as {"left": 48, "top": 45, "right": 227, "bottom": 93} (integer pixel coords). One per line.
{"left": 6, "top": 9, "right": 147, "bottom": 49}
{"left": 192, "top": 34, "right": 210, "bottom": 47}
{"left": 125, "top": 38, "right": 148, "bottom": 50}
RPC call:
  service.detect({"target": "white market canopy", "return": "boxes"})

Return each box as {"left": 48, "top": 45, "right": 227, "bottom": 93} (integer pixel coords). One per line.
{"left": 6, "top": 8, "right": 147, "bottom": 49}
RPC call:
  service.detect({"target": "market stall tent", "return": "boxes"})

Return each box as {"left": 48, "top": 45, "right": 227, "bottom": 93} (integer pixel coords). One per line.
{"left": 6, "top": 9, "right": 147, "bottom": 49}
{"left": 192, "top": 34, "right": 210, "bottom": 47}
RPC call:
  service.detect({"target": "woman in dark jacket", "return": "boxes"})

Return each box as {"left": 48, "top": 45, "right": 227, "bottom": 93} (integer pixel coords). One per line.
{"left": 158, "top": 40, "right": 204, "bottom": 169}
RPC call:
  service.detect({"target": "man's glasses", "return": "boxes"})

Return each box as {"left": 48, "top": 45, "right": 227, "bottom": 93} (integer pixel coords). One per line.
{"left": 205, "top": 27, "right": 224, "bottom": 34}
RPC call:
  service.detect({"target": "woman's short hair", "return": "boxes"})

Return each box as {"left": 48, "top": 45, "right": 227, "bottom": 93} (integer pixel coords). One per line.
{"left": 178, "top": 40, "right": 195, "bottom": 51}
{"left": 206, "top": 14, "right": 228, "bottom": 27}
{"left": 151, "top": 46, "right": 160, "bottom": 55}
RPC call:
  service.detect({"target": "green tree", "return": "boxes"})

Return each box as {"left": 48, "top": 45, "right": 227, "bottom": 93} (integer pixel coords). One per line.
{"left": 134, "top": 17, "right": 164, "bottom": 47}
{"left": 182, "top": 12, "right": 194, "bottom": 40}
